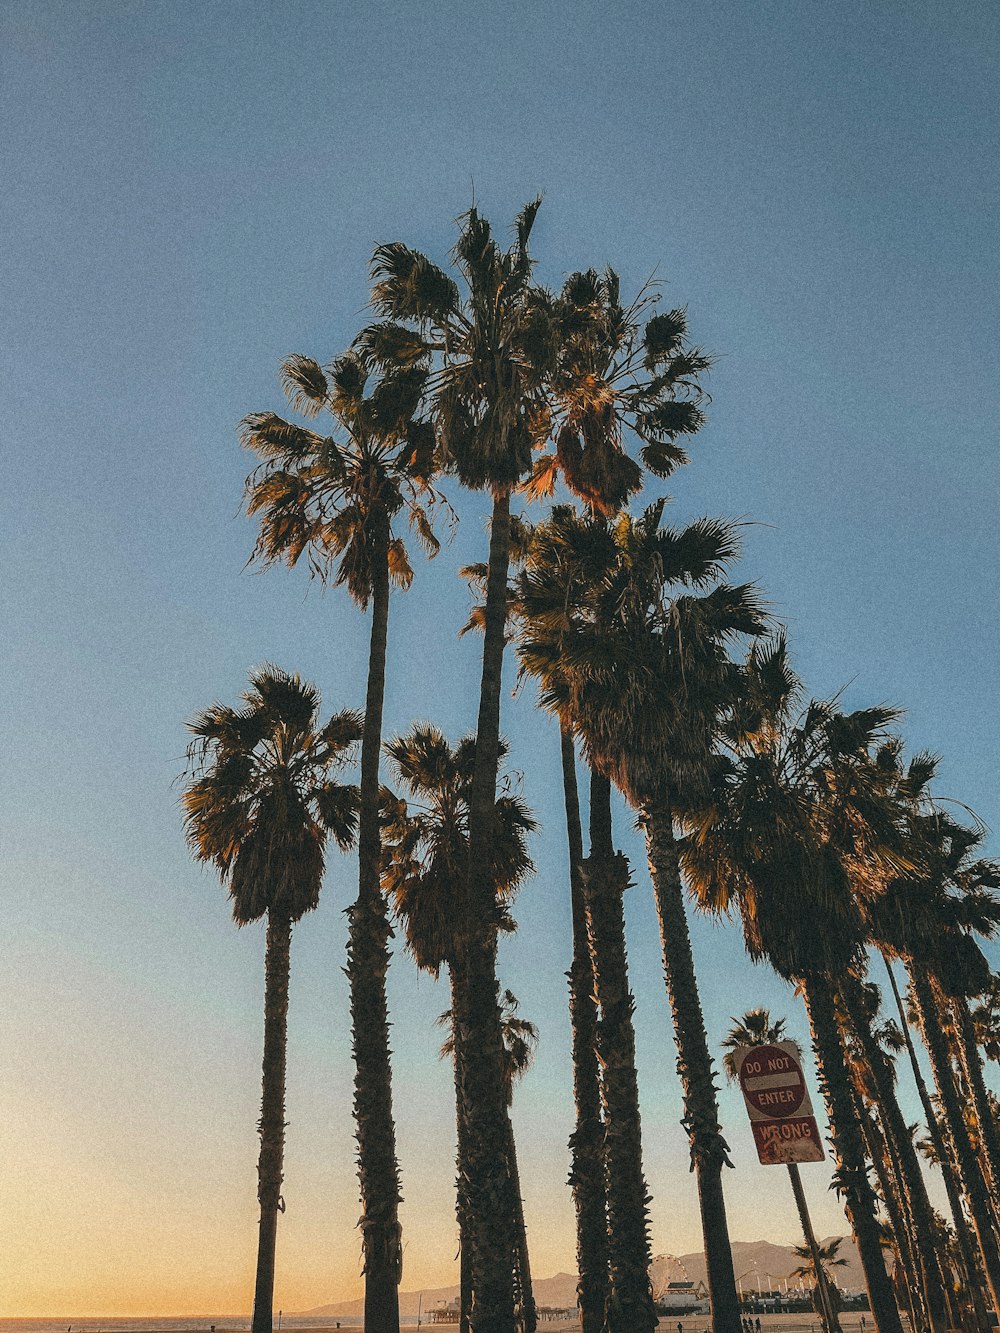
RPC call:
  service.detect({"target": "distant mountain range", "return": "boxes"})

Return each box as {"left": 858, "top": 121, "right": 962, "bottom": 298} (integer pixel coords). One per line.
{"left": 298, "top": 1235, "right": 866, "bottom": 1317}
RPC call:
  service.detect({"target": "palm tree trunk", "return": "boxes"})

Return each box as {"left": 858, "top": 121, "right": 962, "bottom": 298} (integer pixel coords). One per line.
{"left": 461, "top": 489, "right": 520, "bottom": 1333}
{"left": 506, "top": 1111, "right": 537, "bottom": 1333}
{"left": 450, "top": 969, "right": 473, "bottom": 1333}
{"left": 910, "top": 966, "right": 1000, "bottom": 1319}
{"left": 852, "top": 1090, "right": 924, "bottom": 1331}
{"left": 800, "top": 975, "right": 904, "bottom": 1333}
{"left": 252, "top": 911, "right": 293, "bottom": 1333}
{"left": 584, "top": 771, "right": 656, "bottom": 1333}
{"left": 787, "top": 1163, "right": 842, "bottom": 1333}
{"left": 839, "top": 978, "right": 950, "bottom": 1330}
{"left": 642, "top": 801, "right": 741, "bottom": 1333}
{"left": 349, "top": 511, "right": 402, "bottom": 1333}
{"left": 953, "top": 996, "right": 1000, "bottom": 1202}
{"left": 883, "top": 956, "right": 989, "bottom": 1327}
{"left": 560, "top": 728, "right": 609, "bottom": 1333}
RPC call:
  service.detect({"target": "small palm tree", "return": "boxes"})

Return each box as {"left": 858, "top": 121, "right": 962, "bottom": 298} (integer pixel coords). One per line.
{"left": 722, "top": 1012, "right": 844, "bottom": 1333}
{"left": 791, "top": 1238, "right": 848, "bottom": 1315}
{"left": 720, "top": 1008, "right": 787, "bottom": 1084}
{"left": 242, "top": 353, "right": 443, "bottom": 1333}
{"left": 181, "top": 666, "right": 361, "bottom": 1333}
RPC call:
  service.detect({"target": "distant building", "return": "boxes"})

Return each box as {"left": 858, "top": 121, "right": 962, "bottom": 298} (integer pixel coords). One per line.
{"left": 659, "top": 1280, "right": 709, "bottom": 1309}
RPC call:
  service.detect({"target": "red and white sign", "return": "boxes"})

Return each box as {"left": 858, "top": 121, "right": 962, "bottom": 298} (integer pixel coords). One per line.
{"left": 735, "top": 1041, "right": 824, "bottom": 1165}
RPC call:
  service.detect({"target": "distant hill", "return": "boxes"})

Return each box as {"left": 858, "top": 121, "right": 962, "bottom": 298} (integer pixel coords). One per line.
{"left": 655, "top": 1236, "right": 866, "bottom": 1296}
{"left": 298, "top": 1235, "right": 867, "bottom": 1317}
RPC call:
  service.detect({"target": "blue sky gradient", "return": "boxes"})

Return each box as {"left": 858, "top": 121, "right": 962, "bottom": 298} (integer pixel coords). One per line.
{"left": 2, "top": 0, "right": 998, "bottom": 1313}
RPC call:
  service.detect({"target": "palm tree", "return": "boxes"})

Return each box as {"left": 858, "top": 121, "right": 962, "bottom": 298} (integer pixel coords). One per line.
{"left": 970, "top": 972, "right": 1000, "bottom": 1062}
{"left": 837, "top": 976, "right": 952, "bottom": 1330}
{"left": 380, "top": 725, "right": 535, "bottom": 1333}
{"left": 871, "top": 806, "right": 1000, "bottom": 1317}
{"left": 360, "top": 218, "right": 712, "bottom": 1332}
{"left": 882, "top": 958, "right": 990, "bottom": 1329}
{"left": 682, "top": 639, "right": 904, "bottom": 1333}
{"left": 720, "top": 1008, "right": 787, "bottom": 1082}
{"left": 358, "top": 202, "right": 555, "bottom": 1329}
{"left": 514, "top": 511, "right": 655, "bottom": 1333}
{"left": 791, "top": 1238, "right": 848, "bottom": 1316}
{"left": 241, "top": 354, "right": 442, "bottom": 1333}
{"left": 559, "top": 726, "right": 610, "bottom": 1333}
{"left": 180, "top": 666, "right": 361, "bottom": 1333}
{"left": 722, "top": 1011, "right": 843, "bottom": 1333}
{"left": 521, "top": 502, "right": 763, "bottom": 1333}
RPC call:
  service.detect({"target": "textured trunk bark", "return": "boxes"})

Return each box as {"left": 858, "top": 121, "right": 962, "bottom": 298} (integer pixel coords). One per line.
{"left": 584, "top": 772, "right": 656, "bottom": 1333}
{"left": 642, "top": 802, "right": 741, "bottom": 1333}
{"left": 450, "top": 969, "right": 473, "bottom": 1333}
{"left": 853, "top": 1089, "right": 924, "bottom": 1331}
{"left": 801, "top": 976, "right": 904, "bottom": 1333}
{"left": 911, "top": 967, "right": 1000, "bottom": 1319}
{"left": 883, "top": 956, "right": 989, "bottom": 1328}
{"left": 506, "top": 1112, "right": 537, "bottom": 1333}
{"left": 349, "top": 512, "right": 402, "bottom": 1333}
{"left": 840, "top": 978, "right": 950, "bottom": 1330}
{"left": 252, "top": 912, "right": 293, "bottom": 1333}
{"left": 954, "top": 997, "right": 1000, "bottom": 1205}
{"left": 461, "top": 487, "right": 519, "bottom": 1333}
{"left": 560, "top": 728, "right": 609, "bottom": 1333}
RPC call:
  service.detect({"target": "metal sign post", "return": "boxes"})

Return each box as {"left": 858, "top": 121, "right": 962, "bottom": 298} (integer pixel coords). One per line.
{"left": 733, "top": 1041, "right": 841, "bottom": 1333}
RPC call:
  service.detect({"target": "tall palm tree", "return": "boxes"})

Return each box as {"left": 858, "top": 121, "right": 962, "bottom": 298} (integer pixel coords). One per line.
{"left": 837, "top": 975, "right": 952, "bottom": 1330}
{"left": 521, "top": 502, "right": 763, "bottom": 1333}
{"left": 682, "top": 639, "right": 905, "bottom": 1333}
{"left": 970, "top": 973, "right": 1000, "bottom": 1062}
{"left": 882, "top": 958, "right": 990, "bottom": 1330}
{"left": 870, "top": 805, "right": 1000, "bottom": 1317}
{"left": 358, "top": 203, "right": 555, "bottom": 1330}
{"left": 359, "top": 219, "right": 712, "bottom": 1332}
{"left": 380, "top": 725, "right": 536, "bottom": 1333}
{"left": 241, "top": 355, "right": 441, "bottom": 1333}
{"left": 722, "top": 1011, "right": 843, "bottom": 1333}
{"left": 476, "top": 264, "right": 711, "bottom": 1332}
{"left": 180, "top": 666, "right": 361, "bottom": 1333}
{"left": 559, "top": 726, "right": 610, "bottom": 1333}
{"left": 514, "top": 512, "right": 655, "bottom": 1333}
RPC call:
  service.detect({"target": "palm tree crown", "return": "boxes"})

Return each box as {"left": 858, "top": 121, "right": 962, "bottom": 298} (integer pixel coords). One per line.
{"left": 241, "top": 353, "right": 443, "bottom": 601}
{"left": 380, "top": 725, "right": 536, "bottom": 972}
{"left": 524, "top": 267, "right": 711, "bottom": 514}
{"left": 182, "top": 664, "right": 361, "bottom": 922}
{"left": 720, "top": 1008, "right": 789, "bottom": 1084}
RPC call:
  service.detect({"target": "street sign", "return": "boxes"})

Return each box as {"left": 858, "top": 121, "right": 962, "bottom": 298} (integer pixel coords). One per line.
{"left": 735, "top": 1041, "right": 825, "bottom": 1165}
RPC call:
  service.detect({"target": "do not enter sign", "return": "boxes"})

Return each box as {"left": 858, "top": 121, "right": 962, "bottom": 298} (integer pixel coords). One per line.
{"left": 738, "top": 1043, "right": 806, "bottom": 1118}
{"left": 734, "top": 1040, "right": 824, "bottom": 1166}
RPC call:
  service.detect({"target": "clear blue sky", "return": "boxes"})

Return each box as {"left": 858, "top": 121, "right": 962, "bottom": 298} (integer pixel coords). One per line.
{"left": 2, "top": 0, "right": 998, "bottom": 1313}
